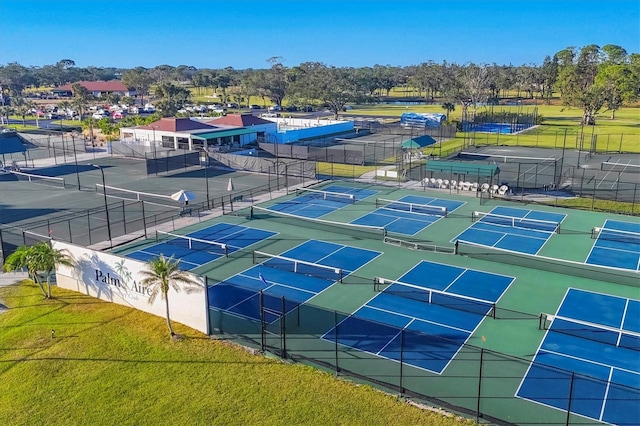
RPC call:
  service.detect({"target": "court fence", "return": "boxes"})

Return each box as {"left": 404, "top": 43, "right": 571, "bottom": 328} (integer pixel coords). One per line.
{"left": 206, "top": 278, "right": 635, "bottom": 426}
{"left": 0, "top": 173, "right": 306, "bottom": 266}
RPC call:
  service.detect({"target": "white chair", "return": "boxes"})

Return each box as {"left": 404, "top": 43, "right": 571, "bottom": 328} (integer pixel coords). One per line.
{"left": 450, "top": 180, "right": 457, "bottom": 190}
{"left": 429, "top": 177, "right": 437, "bottom": 188}
{"left": 498, "top": 185, "right": 509, "bottom": 195}
{"left": 436, "top": 178, "right": 443, "bottom": 188}
{"left": 490, "top": 184, "right": 499, "bottom": 194}
{"left": 421, "top": 177, "right": 430, "bottom": 187}
{"left": 442, "top": 179, "right": 449, "bottom": 189}
{"left": 480, "top": 183, "right": 490, "bottom": 193}
{"left": 461, "top": 181, "right": 471, "bottom": 191}
{"left": 470, "top": 182, "right": 479, "bottom": 192}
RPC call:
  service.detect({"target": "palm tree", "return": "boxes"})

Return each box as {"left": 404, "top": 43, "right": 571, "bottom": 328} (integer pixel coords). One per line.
{"left": 140, "top": 255, "right": 198, "bottom": 338}
{"left": 2, "top": 242, "right": 73, "bottom": 298}
{"left": 2, "top": 245, "right": 46, "bottom": 296}
{"left": 29, "top": 242, "right": 74, "bottom": 298}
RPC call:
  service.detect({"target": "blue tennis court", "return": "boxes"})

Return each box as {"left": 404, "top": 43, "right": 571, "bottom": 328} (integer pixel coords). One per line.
{"left": 126, "top": 223, "right": 277, "bottom": 270}
{"left": 351, "top": 195, "right": 465, "bottom": 235}
{"left": 208, "top": 239, "right": 382, "bottom": 322}
{"left": 453, "top": 206, "right": 566, "bottom": 255}
{"left": 267, "top": 185, "right": 378, "bottom": 218}
{"left": 323, "top": 260, "right": 514, "bottom": 373}
{"left": 517, "top": 288, "right": 640, "bottom": 426}
{"left": 585, "top": 219, "right": 640, "bottom": 271}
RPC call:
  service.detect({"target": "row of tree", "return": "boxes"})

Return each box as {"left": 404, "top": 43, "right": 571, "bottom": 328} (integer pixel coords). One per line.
{"left": 1, "top": 45, "right": 638, "bottom": 123}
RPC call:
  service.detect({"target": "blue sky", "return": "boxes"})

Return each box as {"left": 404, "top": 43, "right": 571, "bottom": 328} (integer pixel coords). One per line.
{"left": 1, "top": 0, "right": 638, "bottom": 69}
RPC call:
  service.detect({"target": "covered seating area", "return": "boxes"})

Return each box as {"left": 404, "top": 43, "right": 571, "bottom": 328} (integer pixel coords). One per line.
{"left": 422, "top": 160, "right": 509, "bottom": 195}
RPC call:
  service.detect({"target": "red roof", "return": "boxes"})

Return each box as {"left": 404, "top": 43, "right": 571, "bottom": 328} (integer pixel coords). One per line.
{"left": 137, "top": 118, "right": 218, "bottom": 132}
{"left": 55, "top": 81, "right": 132, "bottom": 92}
{"left": 207, "top": 114, "right": 273, "bottom": 127}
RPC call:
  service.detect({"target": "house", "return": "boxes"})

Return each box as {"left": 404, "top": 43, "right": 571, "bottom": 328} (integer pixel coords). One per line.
{"left": 52, "top": 81, "right": 136, "bottom": 98}
{"left": 119, "top": 116, "right": 275, "bottom": 151}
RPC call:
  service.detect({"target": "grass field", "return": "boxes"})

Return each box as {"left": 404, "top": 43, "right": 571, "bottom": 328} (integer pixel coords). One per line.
{"left": 0, "top": 281, "right": 470, "bottom": 426}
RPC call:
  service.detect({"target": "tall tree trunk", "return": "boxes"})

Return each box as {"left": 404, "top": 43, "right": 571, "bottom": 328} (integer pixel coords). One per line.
{"left": 165, "top": 297, "right": 175, "bottom": 336}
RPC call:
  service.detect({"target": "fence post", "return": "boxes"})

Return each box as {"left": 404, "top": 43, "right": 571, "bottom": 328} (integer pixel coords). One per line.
{"left": 334, "top": 310, "right": 340, "bottom": 375}
{"left": 87, "top": 210, "right": 92, "bottom": 245}
{"left": 565, "top": 372, "right": 575, "bottom": 426}
{"left": 632, "top": 184, "right": 637, "bottom": 216}
{"left": 399, "top": 329, "right": 405, "bottom": 396}
{"left": 260, "top": 291, "right": 265, "bottom": 352}
{"left": 476, "top": 347, "right": 484, "bottom": 423}
{"left": 141, "top": 201, "right": 147, "bottom": 239}
{"left": 122, "top": 200, "right": 127, "bottom": 234}
{"left": 280, "top": 296, "right": 287, "bottom": 359}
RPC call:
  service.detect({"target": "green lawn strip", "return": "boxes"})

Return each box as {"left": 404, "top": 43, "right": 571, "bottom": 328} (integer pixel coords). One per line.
{"left": 0, "top": 282, "right": 470, "bottom": 426}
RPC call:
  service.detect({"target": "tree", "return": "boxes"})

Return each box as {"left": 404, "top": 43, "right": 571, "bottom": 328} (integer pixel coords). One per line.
{"left": 154, "top": 82, "right": 191, "bottom": 117}
{"left": 555, "top": 45, "right": 605, "bottom": 125}
{"left": 28, "top": 242, "right": 74, "bottom": 299}
{"left": 441, "top": 102, "right": 455, "bottom": 119}
{"left": 288, "top": 62, "right": 358, "bottom": 119}
{"left": 140, "top": 255, "right": 199, "bottom": 338}
{"left": 121, "top": 67, "right": 154, "bottom": 105}
{"left": 3, "top": 242, "right": 74, "bottom": 299}
{"left": 2, "top": 246, "right": 45, "bottom": 297}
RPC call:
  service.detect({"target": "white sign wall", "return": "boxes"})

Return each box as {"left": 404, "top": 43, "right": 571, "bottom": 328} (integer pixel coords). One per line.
{"left": 53, "top": 241, "right": 208, "bottom": 334}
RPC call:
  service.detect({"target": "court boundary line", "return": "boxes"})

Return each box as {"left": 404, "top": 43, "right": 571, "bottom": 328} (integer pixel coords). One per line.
{"left": 585, "top": 219, "right": 640, "bottom": 271}
{"left": 515, "top": 287, "right": 640, "bottom": 424}
{"left": 321, "top": 259, "right": 511, "bottom": 375}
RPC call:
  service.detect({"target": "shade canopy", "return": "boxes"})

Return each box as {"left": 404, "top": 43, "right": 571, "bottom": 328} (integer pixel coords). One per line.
{"left": 401, "top": 135, "right": 437, "bottom": 149}
{"left": 170, "top": 190, "right": 197, "bottom": 202}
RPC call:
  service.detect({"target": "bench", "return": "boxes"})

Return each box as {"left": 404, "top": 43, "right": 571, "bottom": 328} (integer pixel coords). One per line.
{"left": 232, "top": 195, "right": 243, "bottom": 203}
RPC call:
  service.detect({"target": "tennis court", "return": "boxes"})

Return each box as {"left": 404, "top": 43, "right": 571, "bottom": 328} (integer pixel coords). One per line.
{"left": 126, "top": 223, "right": 277, "bottom": 270}
{"left": 351, "top": 195, "right": 465, "bottom": 236}
{"left": 267, "top": 185, "right": 378, "bottom": 218}
{"left": 323, "top": 260, "right": 514, "bottom": 373}
{"left": 586, "top": 219, "right": 640, "bottom": 271}
{"left": 517, "top": 288, "right": 640, "bottom": 425}
{"left": 208, "top": 239, "right": 381, "bottom": 322}
{"left": 453, "top": 206, "right": 566, "bottom": 255}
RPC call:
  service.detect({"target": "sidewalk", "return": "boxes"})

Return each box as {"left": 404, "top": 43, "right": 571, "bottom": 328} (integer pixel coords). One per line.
{"left": 0, "top": 271, "right": 29, "bottom": 287}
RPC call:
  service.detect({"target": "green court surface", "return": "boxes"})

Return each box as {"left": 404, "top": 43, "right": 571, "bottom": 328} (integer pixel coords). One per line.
{"left": 115, "top": 181, "right": 639, "bottom": 425}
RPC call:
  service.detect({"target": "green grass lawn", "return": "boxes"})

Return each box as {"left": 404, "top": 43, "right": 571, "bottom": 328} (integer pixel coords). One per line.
{"left": 0, "top": 281, "right": 470, "bottom": 426}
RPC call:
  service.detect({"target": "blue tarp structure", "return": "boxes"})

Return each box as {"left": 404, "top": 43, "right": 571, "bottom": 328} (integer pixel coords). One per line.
{"left": 401, "top": 112, "right": 446, "bottom": 128}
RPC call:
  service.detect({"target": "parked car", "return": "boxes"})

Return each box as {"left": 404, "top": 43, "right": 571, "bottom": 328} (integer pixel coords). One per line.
{"left": 112, "top": 111, "right": 125, "bottom": 119}
{"left": 249, "top": 104, "right": 261, "bottom": 110}
{"left": 301, "top": 105, "right": 314, "bottom": 112}
{"left": 285, "top": 106, "right": 299, "bottom": 112}
{"left": 212, "top": 106, "right": 227, "bottom": 113}
{"left": 92, "top": 111, "right": 109, "bottom": 119}
{"left": 268, "top": 105, "right": 282, "bottom": 112}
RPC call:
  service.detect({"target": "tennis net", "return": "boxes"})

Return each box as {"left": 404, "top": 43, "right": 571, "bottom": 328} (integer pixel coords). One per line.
{"left": 601, "top": 162, "right": 640, "bottom": 173}
{"left": 374, "top": 277, "right": 496, "bottom": 318}
{"left": 472, "top": 211, "right": 561, "bottom": 233}
{"left": 376, "top": 198, "right": 447, "bottom": 217}
{"left": 10, "top": 170, "right": 66, "bottom": 189}
{"left": 295, "top": 187, "right": 356, "bottom": 204}
{"left": 250, "top": 205, "right": 386, "bottom": 240}
{"left": 96, "top": 184, "right": 177, "bottom": 205}
{"left": 592, "top": 227, "right": 640, "bottom": 245}
{"left": 253, "top": 250, "right": 343, "bottom": 283}
{"left": 156, "top": 230, "right": 228, "bottom": 256}
{"left": 540, "top": 313, "right": 640, "bottom": 351}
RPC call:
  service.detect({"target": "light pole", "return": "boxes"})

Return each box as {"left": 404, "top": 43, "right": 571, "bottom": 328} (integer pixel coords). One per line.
{"left": 151, "top": 125, "right": 158, "bottom": 146}
{"left": 90, "top": 164, "right": 112, "bottom": 247}
{"left": 200, "top": 148, "right": 210, "bottom": 209}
